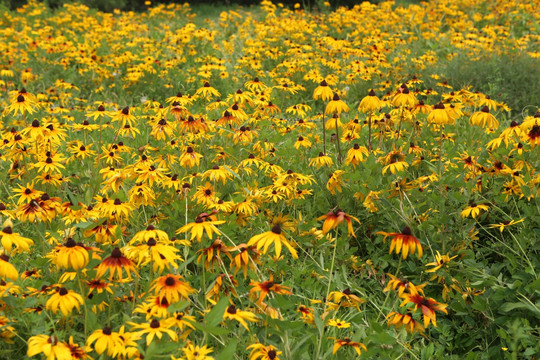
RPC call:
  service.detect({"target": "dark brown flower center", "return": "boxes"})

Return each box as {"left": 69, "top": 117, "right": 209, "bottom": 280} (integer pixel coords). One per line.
{"left": 65, "top": 238, "right": 76, "bottom": 248}
{"left": 271, "top": 224, "right": 282, "bottom": 234}
{"left": 401, "top": 226, "right": 412, "bottom": 236}
{"left": 150, "top": 319, "right": 160, "bottom": 328}
{"left": 111, "top": 248, "right": 122, "bottom": 258}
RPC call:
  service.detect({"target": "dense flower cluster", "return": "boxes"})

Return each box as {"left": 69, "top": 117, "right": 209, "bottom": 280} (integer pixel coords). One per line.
{"left": 0, "top": 0, "right": 538, "bottom": 359}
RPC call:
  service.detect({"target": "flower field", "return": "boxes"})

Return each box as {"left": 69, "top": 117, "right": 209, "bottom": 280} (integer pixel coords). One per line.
{"left": 0, "top": 0, "right": 539, "bottom": 358}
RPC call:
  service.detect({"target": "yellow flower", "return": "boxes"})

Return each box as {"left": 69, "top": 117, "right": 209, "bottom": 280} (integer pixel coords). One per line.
{"left": 195, "top": 82, "right": 221, "bottom": 99}
{"left": 175, "top": 342, "right": 214, "bottom": 360}
{"left": 316, "top": 209, "right": 360, "bottom": 238}
{"left": 0, "top": 222, "right": 34, "bottom": 254}
{"left": 223, "top": 304, "right": 259, "bottom": 331}
{"left": 309, "top": 152, "right": 333, "bottom": 169}
{"left": 86, "top": 327, "right": 124, "bottom": 357}
{"left": 425, "top": 251, "right": 458, "bottom": 272}
{"left": 470, "top": 106, "right": 499, "bottom": 129}
{"left": 400, "top": 287, "right": 448, "bottom": 328}
{"left": 427, "top": 103, "right": 452, "bottom": 125}
{"left": 247, "top": 343, "right": 282, "bottom": 360}
{"left": 176, "top": 216, "right": 225, "bottom": 242}
{"left": 0, "top": 254, "right": 18, "bottom": 280}
{"left": 325, "top": 94, "right": 349, "bottom": 115}
{"left": 331, "top": 338, "right": 367, "bottom": 356}
{"left": 488, "top": 219, "right": 525, "bottom": 233}
{"left": 344, "top": 144, "right": 369, "bottom": 167}
{"left": 150, "top": 274, "right": 196, "bottom": 304}
{"left": 327, "top": 318, "right": 351, "bottom": 328}
{"left": 392, "top": 85, "right": 417, "bottom": 107}
{"left": 247, "top": 224, "right": 298, "bottom": 258}
{"left": 51, "top": 238, "right": 89, "bottom": 270}
{"left": 377, "top": 227, "right": 423, "bottom": 259}
{"left": 387, "top": 311, "right": 424, "bottom": 334}
{"left": 45, "top": 287, "right": 84, "bottom": 317}
{"left": 129, "top": 319, "right": 178, "bottom": 346}
{"left": 27, "top": 335, "right": 71, "bottom": 359}
{"left": 460, "top": 202, "right": 489, "bottom": 219}
{"left": 358, "top": 89, "right": 381, "bottom": 112}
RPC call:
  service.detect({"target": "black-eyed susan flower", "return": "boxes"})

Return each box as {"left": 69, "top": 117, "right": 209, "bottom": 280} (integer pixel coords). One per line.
{"left": 297, "top": 304, "right": 314, "bottom": 324}
{"left": 176, "top": 215, "right": 225, "bottom": 242}
{"left": 325, "top": 93, "right": 349, "bottom": 115}
{"left": 27, "top": 335, "right": 71, "bottom": 359}
{"left": 316, "top": 208, "right": 360, "bottom": 238}
{"left": 327, "top": 288, "right": 365, "bottom": 310}
{"left": 7, "top": 93, "right": 37, "bottom": 115}
{"left": 229, "top": 243, "right": 261, "bottom": 278}
{"left": 488, "top": 219, "right": 525, "bottom": 233}
{"left": 45, "top": 287, "right": 84, "bottom": 317}
{"left": 12, "top": 183, "right": 43, "bottom": 205}
{"left": 383, "top": 274, "right": 425, "bottom": 296}
{"left": 197, "top": 238, "right": 232, "bottom": 271}
{"left": 309, "top": 152, "right": 333, "bottom": 169}
{"left": 86, "top": 327, "right": 123, "bottom": 357}
{"left": 527, "top": 124, "right": 540, "bottom": 147}
{"left": 392, "top": 85, "right": 417, "bottom": 108}
{"left": 470, "top": 106, "right": 499, "bottom": 129}
{"left": 326, "top": 170, "right": 346, "bottom": 195}
{"left": 427, "top": 103, "right": 452, "bottom": 125}
{"left": 129, "top": 319, "right": 177, "bottom": 345}
{"left": 0, "top": 254, "right": 18, "bottom": 281}
{"left": 460, "top": 202, "right": 489, "bottom": 219}
{"left": 377, "top": 226, "right": 423, "bottom": 259}
{"left": 247, "top": 343, "right": 282, "bottom": 360}
{"left": 0, "top": 222, "right": 34, "bottom": 254}
{"left": 249, "top": 275, "right": 292, "bottom": 304}
{"left": 126, "top": 237, "right": 182, "bottom": 274}
{"left": 207, "top": 273, "right": 239, "bottom": 301}
{"left": 400, "top": 287, "right": 448, "bottom": 328}
{"left": 179, "top": 146, "right": 203, "bottom": 168}
{"left": 358, "top": 89, "right": 381, "bottom": 113}
{"left": 150, "top": 274, "right": 196, "bottom": 304}
{"left": 312, "top": 80, "right": 333, "bottom": 102}
{"left": 327, "top": 318, "right": 351, "bottom": 328}
{"left": 175, "top": 343, "right": 214, "bottom": 360}
{"left": 381, "top": 149, "right": 409, "bottom": 175}
{"left": 51, "top": 238, "right": 89, "bottom": 271}
{"left": 223, "top": 304, "right": 258, "bottom": 331}
{"left": 387, "top": 311, "right": 425, "bottom": 334}
{"left": 166, "top": 311, "right": 196, "bottom": 331}
{"left": 331, "top": 338, "right": 367, "bottom": 356}
{"left": 95, "top": 247, "right": 137, "bottom": 281}
{"left": 247, "top": 224, "right": 298, "bottom": 258}
{"left": 425, "top": 251, "right": 458, "bottom": 273}
{"left": 196, "top": 82, "right": 221, "bottom": 99}
{"left": 344, "top": 144, "right": 369, "bottom": 167}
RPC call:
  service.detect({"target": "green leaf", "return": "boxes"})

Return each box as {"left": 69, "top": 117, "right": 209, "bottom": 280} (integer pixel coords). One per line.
{"left": 192, "top": 322, "right": 231, "bottom": 335}
{"left": 167, "top": 300, "right": 189, "bottom": 314}
{"left": 216, "top": 339, "right": 238, "bottom": 360}
{"left": 205, "top": 296, "right": 229, "bottom": 327}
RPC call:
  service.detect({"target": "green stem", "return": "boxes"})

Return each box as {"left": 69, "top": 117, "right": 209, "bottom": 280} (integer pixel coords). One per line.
{"left": 322, "top": 102, "right": 326, "bottom": 154}
{"left": 315, "top": 229, "right": 339, "bottom": 359}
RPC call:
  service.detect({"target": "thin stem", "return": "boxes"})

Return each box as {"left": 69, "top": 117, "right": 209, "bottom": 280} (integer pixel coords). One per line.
{"left": 322, "top": 102, "right": 326, "bottom": 154}
{"left": 367, "top": 112, "right": 372, "bottom": 151}
{"left": 315, "top": 229, "right": 339, "bottom": 359}
{"left": 377, "top": 257, "right": 402, "bottom": 322}
{"left": 335, "top": 119, "right": 342, "bottom": 163}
